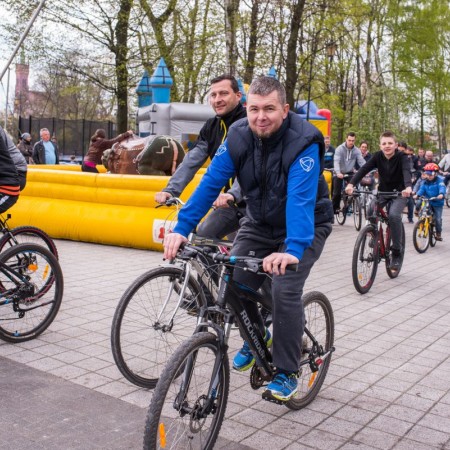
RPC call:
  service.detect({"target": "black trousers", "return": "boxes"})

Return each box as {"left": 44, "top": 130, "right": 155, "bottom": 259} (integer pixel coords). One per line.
{"left": 230, "top": 220, "right": 332, "bottom": 372}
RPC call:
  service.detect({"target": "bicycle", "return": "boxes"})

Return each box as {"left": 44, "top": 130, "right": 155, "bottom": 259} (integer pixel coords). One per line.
{"left": 111, "top": 198, "right": 236, "bottom": 389}
{"left": 325, "top": 170, "right": 362, "bottom": 230}
{"left": 0, "top": 213, "right": 58, "bottom": 258}
{"left": 143, "top": 244, "right": 334, "bottom": 449}
{"left": 358, "top": 170, "right": 377, "bottom": 220}
{"left": 0, "top": 243, "right": 64, "bottom": 342}
{"left": 352, "top": 191, "right": 406, "bottom": 294}
{"left": 412, "top": 197, "right": 439, "bottom": 253}
{"left": 445, "top": 183, "right": 450, "bottom": 208}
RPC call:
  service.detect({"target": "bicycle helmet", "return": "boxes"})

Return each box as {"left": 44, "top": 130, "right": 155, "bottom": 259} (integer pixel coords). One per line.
{"left": 423, "top": 162, "right": 439, "bottom": 173}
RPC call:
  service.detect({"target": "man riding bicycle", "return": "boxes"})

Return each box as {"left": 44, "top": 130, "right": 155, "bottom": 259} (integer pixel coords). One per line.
{"left": 155, "top": 74, "right": 246, "bottom": 239}
{"left": 345, "top": 131, "right": 412, "bottom": 270}
{"left": 163, "top": 76, "right": 333, "bottom": 403}
{"left": 332, "top": 132, "right": 366, "bottom": 213}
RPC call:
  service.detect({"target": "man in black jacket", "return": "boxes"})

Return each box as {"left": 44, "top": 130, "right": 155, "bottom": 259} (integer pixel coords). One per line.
{"left": 346, "top": 131, "right": 412, "bottom": 270}
{"left": 32, "top": 128, "right": 59, "bottom": 165}
{"left": 155, "top": 74, "right": 246, "bottom": 239}
{"left": 0, "top": 126, "right": 21, "bottom": 213}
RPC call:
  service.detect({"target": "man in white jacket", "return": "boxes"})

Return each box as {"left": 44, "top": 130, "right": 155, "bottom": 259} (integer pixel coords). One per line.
{"left": 438, "top": 151, "right": 450, "bottom": 186}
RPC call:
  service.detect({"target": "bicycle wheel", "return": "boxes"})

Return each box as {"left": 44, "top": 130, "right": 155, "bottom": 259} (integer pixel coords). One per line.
{"left": 353, "top": 196, "right": 363, "bottom": 231}
{"left": 412, "top": 219, "right": 430, "bottom": 253}
{"left": 0, "top": 243, "right": 63, "bottom": 343}
{"left": 446, "top": 186, "right": 450, "bottom": 208}
{"left": 286, "top": 291, "right": 334, "bottom": 411}
{"left": 335, "top": 197, "right": 347, "bottom": 225}
{"left": 429, "top": 223, "right": 437, "bottom": 247}
{"left": 0, "top": 226, "right": 58, "bottom": 258}
{"left": 385, "top": 223, "right": 405, "bottom": 278}
{"left": 144, "top": 332, "right": 229, "bottom": 450}
{"left": 111, "top": 266, "right": 207, "bottom": 389}
{"left": 352, "top": 225, "right": 379, "bottom": 294}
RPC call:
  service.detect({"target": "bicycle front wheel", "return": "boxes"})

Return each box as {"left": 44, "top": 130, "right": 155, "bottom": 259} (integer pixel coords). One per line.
{"left": 353, "top": 196, "right": 363, "bottom": 231}
{"left": 286, "top": 291, "right": 334, "bottom": 411}
{"left": 335, "top": 197, "right": 347, "bottom": 225}
{"left": 0, "top": 226, "right": 58, "bottom": 258}
{"left": 144, "top": 332, "right": 229, "bottom": 450}
{"left": 111, "top": 266, "right": 207, "bottom": 389}
{"left": 352, "top": 225, "right": 379, "bottom": 294}
{"left": 0, "top": 243, "right": 63, "bottom": 343}
{"left": 413, "top": 219, "right": 430, "bottom": 253}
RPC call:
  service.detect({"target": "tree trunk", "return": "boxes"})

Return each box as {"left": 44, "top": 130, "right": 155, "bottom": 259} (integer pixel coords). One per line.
{"left": 243, "top": 1, "right": 259, "bottom": 85}
{"left": 225, "top": 0, "right": 240, "bottom": 76}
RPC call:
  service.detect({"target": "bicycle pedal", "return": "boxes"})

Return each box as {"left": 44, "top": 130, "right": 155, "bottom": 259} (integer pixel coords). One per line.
{"left": 261, "top": 391, "right": 285, "bottom": 405}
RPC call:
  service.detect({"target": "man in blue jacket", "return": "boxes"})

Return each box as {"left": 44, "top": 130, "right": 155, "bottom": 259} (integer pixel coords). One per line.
{"left": 163, "top": 76, "right": 333, "bottom": 403}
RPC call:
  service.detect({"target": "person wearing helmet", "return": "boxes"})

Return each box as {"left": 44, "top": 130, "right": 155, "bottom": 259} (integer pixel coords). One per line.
{"left": 18, "top": 132, "right": 34, "bottom": 164}
{"left": 345, "top": 131, "right": 412, "bottom": 271}
{"left": 414, "top": 163, "right": 445, "bottom": 241}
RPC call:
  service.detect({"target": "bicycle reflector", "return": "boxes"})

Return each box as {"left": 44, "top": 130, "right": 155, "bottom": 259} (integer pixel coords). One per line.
{"left": 159, "top": 422, "right": 167, "bottom": 448}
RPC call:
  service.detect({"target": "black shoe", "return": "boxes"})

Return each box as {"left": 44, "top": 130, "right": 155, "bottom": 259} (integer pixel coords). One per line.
{"left": 436, "top": 233, "right": 443, "bottom": 241}
{"left": 389, "top": 249, "right": 402, "bottom": 271}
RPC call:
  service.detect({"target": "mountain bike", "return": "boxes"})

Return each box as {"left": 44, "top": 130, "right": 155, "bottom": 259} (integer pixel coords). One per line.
{"left": 332, "top": 173, "right": 362, "bottom": 230}
{"left": 143, "top": 244, "right": 334, "bottom": 449}
{"left": 412, "top": 197, "right": 439, "bottom": 253}
{"left": 0, "top": 243, "right": 63, "bottom": 342}
{"left": 0, "top": 213, "right": 58, "bottom": 257}
{"left": 352, "top": 191, "right": 405, "bottom": 294}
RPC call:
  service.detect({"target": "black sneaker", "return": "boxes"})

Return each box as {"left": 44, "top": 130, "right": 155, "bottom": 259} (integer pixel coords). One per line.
{"left": 389, "top": 249, "right": 402, "bottom": 271}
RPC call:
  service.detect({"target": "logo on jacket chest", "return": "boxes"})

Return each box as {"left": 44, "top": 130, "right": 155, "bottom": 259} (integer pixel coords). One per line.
{"left": 300, "top": 156, "right": 314, "bottom": 172}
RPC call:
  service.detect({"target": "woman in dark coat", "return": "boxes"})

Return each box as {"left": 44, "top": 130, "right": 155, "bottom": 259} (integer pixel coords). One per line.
{"left": 82, "top": 128, "right": 133, "bottom": 173}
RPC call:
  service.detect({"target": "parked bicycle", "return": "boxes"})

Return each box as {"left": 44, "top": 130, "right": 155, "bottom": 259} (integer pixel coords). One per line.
{"left": 412, "top": 197, "right": 439, "bottom": 253}
{"left": 0, "top": 243, "right": 63, "bottom": 342}
{"left": 352, "top": 191, "right": 405, "bottom": 294}
{"left": 0, "top": 213, "right": 58, "bottom": 257}
{"left": 143, "top": 244, "right": 334, "bottom": 449}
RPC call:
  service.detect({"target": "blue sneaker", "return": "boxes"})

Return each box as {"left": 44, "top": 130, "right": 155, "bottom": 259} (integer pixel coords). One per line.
{"left": 232, "top": 328, "right": 272, "bottom": 371}
{"left": 262, "top": 372, "right": 298, "bottom": 402}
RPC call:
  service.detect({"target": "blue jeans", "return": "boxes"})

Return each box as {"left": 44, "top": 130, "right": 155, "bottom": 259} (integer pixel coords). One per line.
{"left": 432, "top": 205, "right": 443, "bottom": 234}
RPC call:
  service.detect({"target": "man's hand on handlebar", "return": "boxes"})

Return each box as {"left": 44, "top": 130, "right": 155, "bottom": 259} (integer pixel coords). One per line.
{"left": 155, "top": 192, "right": 173, "bottom": 204}
{"left": 163, "top": 232, "right": 188, "bottom": 260}
{"left": 337, "top": 173, "right": 344, "bottom": 179}
{"left": 263, "top": 252, "right": 299, "bottom": 276}
{"left": 213, "top": 193, "right": 234, "bottom": 208}
{"left": 401, "top": 187, "right": 412, "bottom": 197}
{"left": 345, "top": 183, "right": 354, "bottom": 195}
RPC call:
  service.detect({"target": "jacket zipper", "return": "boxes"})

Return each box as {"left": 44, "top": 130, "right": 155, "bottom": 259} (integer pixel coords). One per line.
{"left": 260, "top": 138, "right": 268, "bottom": 222}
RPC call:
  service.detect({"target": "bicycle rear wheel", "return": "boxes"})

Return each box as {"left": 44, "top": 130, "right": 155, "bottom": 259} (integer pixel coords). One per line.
{"left": 144, "top": 332, "right": 229, "bottom": 450}
{"left": 429, "top": 224, "right": 437, "bottom": 247}
{"left": 0, "top": 243, "right": 63, "bottom": 343}
{"left": 413, "top": 219, "right": 430, "bottom": 253}
{"left": 0, "top": 226, "right": 58, "bottom": 258}
{"left": 286, "top": 291, "right": 334, "bottom": 410}
{"left": 352, "top": 225, "right": 379, "bottom": 294}
{"left": 446, "top": 185, "right": 450, "bottom": 208}
{"left": 353, "top": 196, "right": 363, "bottom": 231}
{"left": 111, "top": 266, "right": 207, "bottom": 389}
{"left": 385, "top": 223, "right": 405, "bottom": 278}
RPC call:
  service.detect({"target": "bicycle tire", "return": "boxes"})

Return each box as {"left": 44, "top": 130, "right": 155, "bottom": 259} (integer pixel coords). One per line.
{"left": 429, "top": 223, "right": 437, "bottom": 247}
{"left": 0, "top": 243, "right": 63, "bottom": 343}
{"left": 352, "top": 225, "right": 379, "bottom": 294}
{"left": 353, "top": 196, "right": 363, "bottom": 231}
{"left": 336, "top": 197, "right": 347, "bottom": 225}
{"left": 144, "top": 332, "right": 229, "bottom": 450}
{"left": 0, "top": 226, "right": 58, "bottom": 258}
{"left": 111, "top": 266, "right": 207, "bottom": 389}
{"left": 446, "top": 186, "right": 450, "bottom": 208}
{"left": 412, "top": 219, "right": 430, "bottom": 253}
{"left": 385, "top": 223, "right": 405, "bottom": 278}
{"left": 286, "top": 291, "right": 334, "bottom": 411}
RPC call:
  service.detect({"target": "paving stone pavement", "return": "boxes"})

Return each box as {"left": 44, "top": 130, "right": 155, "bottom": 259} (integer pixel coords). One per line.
{"left": 1, "top": 209, "right": 449, "bottom": 449}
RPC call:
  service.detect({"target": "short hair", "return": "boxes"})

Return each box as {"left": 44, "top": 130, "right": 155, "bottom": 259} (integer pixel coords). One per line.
{"left": 398, "top": 141, "right": 407, "bottom": 148}
{"left": 210, "top": 74, "right": 239, "bottom": 93}
{"left": 380, "top": 130, "right": 397, "bottom": 142}
{"left": 347, "top": 132, "right": 356, "bottom": 138}
{"left": 40, "top": 128, "right": 50, "bottom": 134}
{"left": 248, "top": 76, "right": 286, "bottom": 105}
{"left": 360, "top": 140, "right": 368, "bottom": 146}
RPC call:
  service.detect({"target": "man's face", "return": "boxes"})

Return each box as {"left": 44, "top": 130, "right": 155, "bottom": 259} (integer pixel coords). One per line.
{"left": 398, "top": 145, "right": 406, "bottom": 153}
{"left": 425, "top": 151, "right": 434, "bottom": 161}
{"left": 360, "top": 143, "right": 368, "bottom": 154}
{"left": 209, "top": 80, "right": 242, "bottom": 116}
{"left": 41, "top": 130, "right": 50, "bottom": 142}
{"left": 246, "top": 90, "right": 289, "bottom": 139}
{"left": 345, "top": 135, "right": 356, "bottom": 148}
{"left": 418, "top": 149, "right": 425, "bottom": 157}
{"left": 380, "top": 136, "right": 397, "bottom": 159}
{"left": 324, "top": 136, "right": 330, "bottom": 147}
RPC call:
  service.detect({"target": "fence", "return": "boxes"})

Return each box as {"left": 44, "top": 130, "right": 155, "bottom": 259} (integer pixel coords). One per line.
{"left": 17, "top": 116, "right": 116, "bottom": 160}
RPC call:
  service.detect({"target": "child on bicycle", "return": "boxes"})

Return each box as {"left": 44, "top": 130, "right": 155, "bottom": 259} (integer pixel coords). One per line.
{"left": 345, "top": 131, "right": 412, "bottom": 271}
{"left": 414, "top": 163, "right": 446, "bottom": 241}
